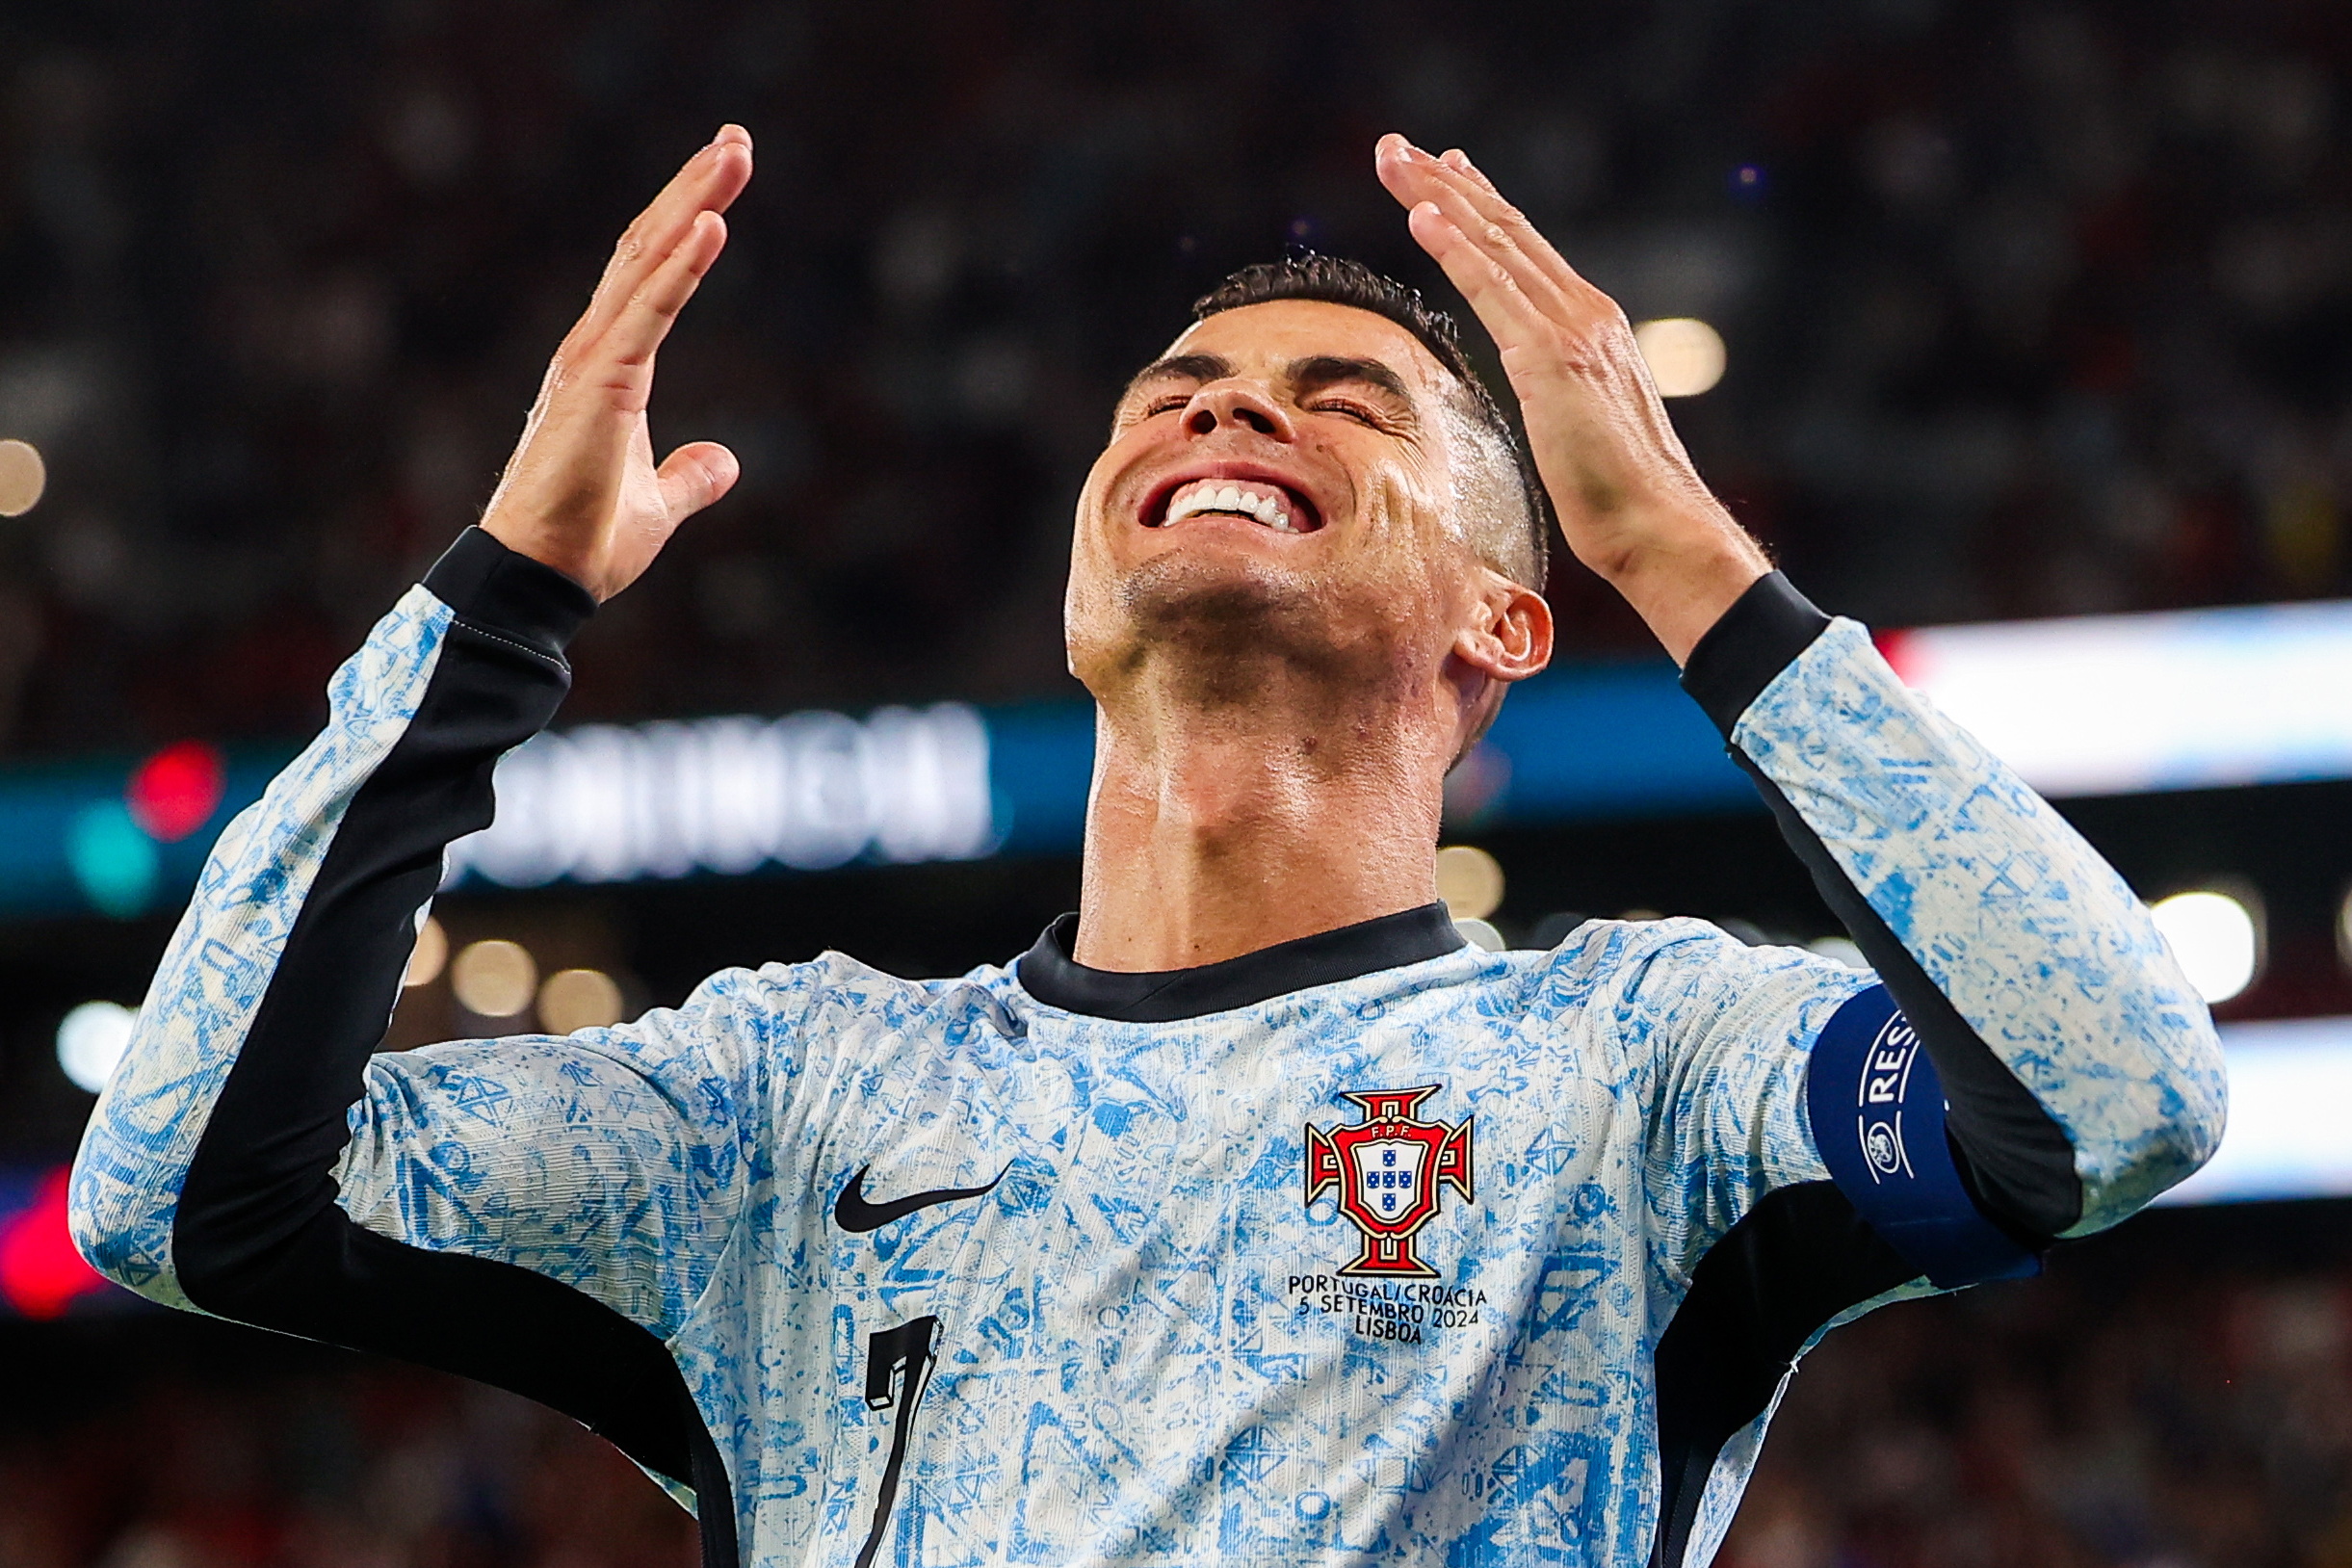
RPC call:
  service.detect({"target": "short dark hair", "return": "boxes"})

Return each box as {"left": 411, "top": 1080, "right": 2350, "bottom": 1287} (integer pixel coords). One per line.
{"left": 1191, "top": 254, "right": 1551, "bottom": 588}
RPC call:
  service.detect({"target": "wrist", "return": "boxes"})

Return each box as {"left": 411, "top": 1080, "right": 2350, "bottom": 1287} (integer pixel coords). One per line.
{"left": 479, "top": 515, "right": 605, "bottom": 602}
{"left": 1595, "top": 523, "right": 1771, "bottom": 666}
{"left": 425, "top": 528, "right": 599, "bottom": 658}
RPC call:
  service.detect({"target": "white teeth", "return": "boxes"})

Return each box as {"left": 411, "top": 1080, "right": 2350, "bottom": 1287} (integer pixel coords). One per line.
{"left": 1161, "top": 480, "right": 1304, "bottom": 530}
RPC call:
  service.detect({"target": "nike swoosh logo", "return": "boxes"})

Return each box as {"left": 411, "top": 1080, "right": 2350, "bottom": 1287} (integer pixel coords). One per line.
{"left": 833, "top": 1163, "right": 1009, "bottom": 1234}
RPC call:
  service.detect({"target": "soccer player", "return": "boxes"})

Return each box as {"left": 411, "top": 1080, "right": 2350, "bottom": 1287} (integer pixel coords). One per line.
{"left": 71, "top": 124, "right": 2223, "bottom": 1567}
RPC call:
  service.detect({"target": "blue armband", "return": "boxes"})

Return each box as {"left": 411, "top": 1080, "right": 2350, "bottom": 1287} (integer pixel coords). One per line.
{"left": 1806, "top": 985, "right": 2041, "bottom": 1289}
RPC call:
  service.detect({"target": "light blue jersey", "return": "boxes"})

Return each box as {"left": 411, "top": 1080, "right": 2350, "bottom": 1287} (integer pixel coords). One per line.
{"left": 69, "top": 532, "right": 2225, "bottom": 1567}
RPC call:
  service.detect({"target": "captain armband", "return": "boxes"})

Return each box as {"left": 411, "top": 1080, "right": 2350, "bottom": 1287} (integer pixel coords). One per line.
{"left": 1805, "top": 985, "right": 2042, "bottom": 1290}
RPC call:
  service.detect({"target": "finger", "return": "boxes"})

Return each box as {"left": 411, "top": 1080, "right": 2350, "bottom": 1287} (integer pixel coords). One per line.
{"left": 1437, "top": 147, "right": 1623, "bottom": 327}
{"left": 1374, "top": 133, "right": 1460, "bottom": 223}
{"left": 1422, "top": 159, "right": 1575, "bottom": 307}
{"left": 1404, "top": 198, "right": 1555, "bottom": 353}
{"left": 606, "top": 126, "right": 754, "bottom": 284}
{"left": 1387, "top": 155, "right": 1570, "bottom": 351}
{"left": 588, "top": 135, "right": 750, "bottom": 321}
{"left": 1377, "top": 138, "right": 1571, "bottom": 321}
{"left": 1372, "top": 132, "right": 1419, "bottom": 200}
{"left": 1438, "top": 147, "right": 1502, "bottom": 199}
{"left": 655, "top": 440, "right": 741, "bottom": 522}
{"left": 1432, "top": 147, "right": 1546, "bottom": 250}
{"left": 1390, "top": 137, "right": 1585, "bottom": 299}
{"left": 602, "top": 210, "right": 730, "bottom": 378}
{"left": 577, "top": 130, "right": 754, "bottom": 342}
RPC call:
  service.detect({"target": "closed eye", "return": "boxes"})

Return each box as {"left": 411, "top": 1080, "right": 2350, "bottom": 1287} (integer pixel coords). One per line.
{"left": 1308, "top": 399, "right": 1388, "bottom": 428}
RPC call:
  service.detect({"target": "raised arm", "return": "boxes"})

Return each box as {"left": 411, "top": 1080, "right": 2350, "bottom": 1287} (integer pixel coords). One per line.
{"left": 1379, "top": 137, "right": 2226, "bottom": 1568}
{"left": 67, "top": 130, "right": 763, "bottom": 1523}
{"left": 1376, "top": 134, "right": 2226, "bottom": 1249}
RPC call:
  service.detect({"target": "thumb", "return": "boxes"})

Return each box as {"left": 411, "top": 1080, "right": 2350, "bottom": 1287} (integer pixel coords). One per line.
{"left": 655, "top": 440, "right": 742, "bottom": 522}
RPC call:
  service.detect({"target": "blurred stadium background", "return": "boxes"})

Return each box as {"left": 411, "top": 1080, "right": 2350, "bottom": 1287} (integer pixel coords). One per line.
{"left": 2, "top": 1, "right": 2351, "bottom": 1563}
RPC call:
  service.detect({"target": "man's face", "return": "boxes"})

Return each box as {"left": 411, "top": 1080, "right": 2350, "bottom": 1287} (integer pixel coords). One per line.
{"left": 1065, "top": 299, "right": 1500, "bottom": 703}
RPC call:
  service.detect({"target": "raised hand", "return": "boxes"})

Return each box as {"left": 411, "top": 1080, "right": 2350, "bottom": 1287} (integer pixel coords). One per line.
{"left": 480, "top": 126, "right": 754, "bottom": 602}
{"left": 1373, "top": 133, "right": 1768, "bottom": 664}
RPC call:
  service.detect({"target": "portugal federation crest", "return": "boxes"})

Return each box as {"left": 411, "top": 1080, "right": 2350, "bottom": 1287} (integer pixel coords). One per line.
{"left": 1305, "top": 1085, "right": 1474, "bottom": 1277}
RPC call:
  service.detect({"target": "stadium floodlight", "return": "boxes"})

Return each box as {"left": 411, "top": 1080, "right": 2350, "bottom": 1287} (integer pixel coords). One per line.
{"left": 1808, "top": 936, "right": 1868, "bottom": 969}
{"left": 2339, "top": 883, "right": 2352, "bottom": 977}
{"left": 1632, "top": 318, "right": 1726, "bottom": 397}
{"left": 451, "top": 939, "right": 538, "bottom": 1019}
{"left": 56, "top": 1002, "right": 137, "bottom": 1094}
{"left": 538, "top": 968, "right": 625, "bottom": 1034}
{"left": 2149, "top": 889, "right": 2261, "bottom": 1005}
{"left": 1882, "top": 599, "right": 2352, "bottom": 797}
{"left": 0, "top": 439, "right": 43, "bottom": 518}
{"left": 403, "top": 916, "right": 448, "bottom": 988}
{"left": 1452, "top": 917, "right": 1505, "bottom": 952}
{"left": 1434, "top": 845, "right": 1504, "bottom": 920}
{"left": 2160, "top": 1016, "right": 2352, "bottom": 1205}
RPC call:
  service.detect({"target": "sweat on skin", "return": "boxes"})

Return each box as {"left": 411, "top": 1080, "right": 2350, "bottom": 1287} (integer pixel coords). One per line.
{"left": 65, "top": 122, "right": 2224, "bottom": 1568}
{"left": 1065, "top": 298, "right": 1559, "bottom": 972}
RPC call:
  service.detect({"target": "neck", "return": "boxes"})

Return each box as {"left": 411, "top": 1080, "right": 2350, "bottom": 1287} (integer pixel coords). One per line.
{"left": 1072, "top": 666, "right": 1450, "bottom": 971}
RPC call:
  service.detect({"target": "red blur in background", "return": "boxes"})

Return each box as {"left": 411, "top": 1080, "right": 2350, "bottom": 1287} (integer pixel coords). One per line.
{"left": 124, "top": 742, "right": 227, "bottom": 845}
{"left": 0, "top": 1168, "right": 112, "bottom": 1320}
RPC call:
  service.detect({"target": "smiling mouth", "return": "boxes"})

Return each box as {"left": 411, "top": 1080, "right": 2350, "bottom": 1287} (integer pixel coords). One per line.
{"left": 1146, "top": 477, "right": 1322, "bottom": 534}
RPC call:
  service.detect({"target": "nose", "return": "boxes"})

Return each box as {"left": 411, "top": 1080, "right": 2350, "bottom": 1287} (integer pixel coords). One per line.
{"left": 1181, "top": 380, "right": 1295, "bottom": 443}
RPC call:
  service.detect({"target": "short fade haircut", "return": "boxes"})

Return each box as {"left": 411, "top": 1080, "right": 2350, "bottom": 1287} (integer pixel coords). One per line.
{"left": 1191, "top": 253, "right": 1552, "bottom": 590}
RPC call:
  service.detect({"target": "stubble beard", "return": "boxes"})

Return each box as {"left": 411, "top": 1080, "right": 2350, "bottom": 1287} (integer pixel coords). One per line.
{"left": 1097, "top": 553, "right": 1391, "bottom": 711}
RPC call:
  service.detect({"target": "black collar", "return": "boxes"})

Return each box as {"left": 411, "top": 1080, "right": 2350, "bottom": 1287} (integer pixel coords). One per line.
{"left": 1015, "top": 903, "right": 1466, "bottom": 1022}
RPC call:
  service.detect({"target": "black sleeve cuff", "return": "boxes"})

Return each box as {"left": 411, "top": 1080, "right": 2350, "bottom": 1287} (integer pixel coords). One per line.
{"left": 1678, "top": 571, "right": 1834, "bottom": 739}
{"left": 422, "top": 527, "right": 598, "bottom": 661}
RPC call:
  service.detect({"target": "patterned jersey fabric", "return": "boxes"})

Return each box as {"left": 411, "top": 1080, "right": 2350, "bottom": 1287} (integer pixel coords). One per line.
{"left": 69, "top": 531, "right": 2227, "bottom": 1567}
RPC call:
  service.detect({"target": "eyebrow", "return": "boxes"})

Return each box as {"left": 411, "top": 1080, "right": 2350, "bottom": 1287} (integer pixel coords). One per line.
{"left": 1120, "top": 352, "right": 1422, "bottom": 419}
{"left": 1124, "top": 353, "right": 1235, "bottom": 400}
{"left": 1285, "top": 354, "right": 1417, "bottom": 410}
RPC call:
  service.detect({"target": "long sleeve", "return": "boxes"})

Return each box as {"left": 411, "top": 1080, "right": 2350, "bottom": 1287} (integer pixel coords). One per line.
{"left": 65, "top": 530, "right": 750, "bottom": 1555}
{"left": 1635, "top": 573, "right": 2229, "bottom": 1568}
{"left": 1681, "top": 574, "right": 2227, "bottom": 1241}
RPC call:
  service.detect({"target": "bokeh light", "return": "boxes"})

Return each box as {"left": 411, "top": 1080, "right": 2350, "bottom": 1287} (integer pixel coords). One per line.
{"left": 1435, "top": 845, "right": 1505, "bottom": 921}
{"left": 125, "top": 741, "right": 228, "bottom": 843}
{"left": 1808, "top": 935, "right": 1869, "bottom": 969}
{"left": 2151, "top": 889, "right": 2261, "bottom": 1005}
{"left": 0, "top": 439, "right": 44, "bottom": 517}
{"left": 1452, "top": 917, "right": 1505, "bottom": 953}
{"left": 451, "top": 939, "right": 537, "bottom": 1018}
{"left": 404, "top": 916, "right": 448, "bottom": 989}
{"left": 1633, "top": 318, "right": 1727, "bottom": 398}
{"left": 57, "top": 1001, "right": 137, "bottom": 1093}
{"left": 67, "top": 799, "right": 160, "bottom": 919}
{"left": 537, "top": 968, "right": 625, "bottom": 1034}
{"left": 0, "top": 1168, "right": 111, "bottom": 1319}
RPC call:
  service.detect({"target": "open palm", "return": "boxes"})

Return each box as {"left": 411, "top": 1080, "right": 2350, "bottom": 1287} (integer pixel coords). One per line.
{"left": 481, "top": 125, "right": 754, "bottom": 601}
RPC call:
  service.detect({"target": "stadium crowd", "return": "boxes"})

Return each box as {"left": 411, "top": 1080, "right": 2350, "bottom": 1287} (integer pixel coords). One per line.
{"left": 2, "top": 3, "right": 2348, "bottom": 1562}
{"left": 1721, "top": 1224, "right": 2352, "bottom": 1568}
{"left": 0, "top": 1217, "right": 2338, "bottom": 1567}
{"left": 0, "top": 1323, "right": 697, "bottom": 1568}
{"left": 0, "top": 0, "right": 2347, "bottom": 758}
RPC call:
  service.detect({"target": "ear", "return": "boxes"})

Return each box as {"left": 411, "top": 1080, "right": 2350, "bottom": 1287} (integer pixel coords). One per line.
{"left": 1453, "top": 576, "right": 1554, "bottom": 685}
